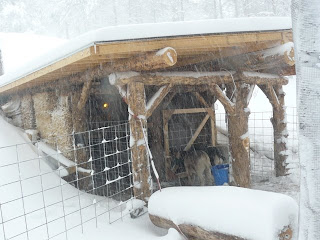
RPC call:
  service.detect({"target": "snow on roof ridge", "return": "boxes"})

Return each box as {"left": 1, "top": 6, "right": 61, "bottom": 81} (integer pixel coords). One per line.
{"left": 0, "top": 17, "right": 291, "bottom": 89}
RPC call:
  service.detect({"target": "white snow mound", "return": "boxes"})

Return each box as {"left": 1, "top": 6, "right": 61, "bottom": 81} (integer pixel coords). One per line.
{"left": 148, "top": 186, "right": 298, "bottom": 240}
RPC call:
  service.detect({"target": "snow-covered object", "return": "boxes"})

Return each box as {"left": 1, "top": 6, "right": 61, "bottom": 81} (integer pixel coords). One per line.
{"left": 0, "top": 17, "right": 291, "bottom": 88}
{"left": 1, "top": 97, "right": 21, "bottom": 117}
{"left": 149, "top": 186, "right": 298, "bottom": 240}
{"left": 292, "top": 1, "right": 320, "bottom": 239}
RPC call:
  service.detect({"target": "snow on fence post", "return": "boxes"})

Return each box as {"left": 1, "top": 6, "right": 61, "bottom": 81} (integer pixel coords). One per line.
{"left": 127, "top": 81, "right": 152, "bottom": 202}
{"left": 292, "top": 0, "right": 320, "bottom": 239}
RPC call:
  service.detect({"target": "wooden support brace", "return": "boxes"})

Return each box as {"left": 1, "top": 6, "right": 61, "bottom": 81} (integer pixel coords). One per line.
{"left": 146, "top": 84, "right": 172, "bottom": 119}
{"left": 258, "top": 84, "right": 280, "bottom": 110}
{"left": 193, "top": 92, "right": 217, "bottom": 146}
{"left": 115, "top": 85, "right": 128, "bottom": 104}
{"left": 210, "top": 85, "right": 235, "bottom": 114}
{"left": 184, "top": 114, "right": 210, "bottom": 151}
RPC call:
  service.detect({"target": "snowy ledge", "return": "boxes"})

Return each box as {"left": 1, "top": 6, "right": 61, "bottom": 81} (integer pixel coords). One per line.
{"left": 0, "top": 17, "right": 291, "bottom": 89}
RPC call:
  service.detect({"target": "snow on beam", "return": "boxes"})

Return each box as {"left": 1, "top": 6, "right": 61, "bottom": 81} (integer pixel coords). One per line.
{"left": 242, "top": 72, "right": 288, "bottom": 85}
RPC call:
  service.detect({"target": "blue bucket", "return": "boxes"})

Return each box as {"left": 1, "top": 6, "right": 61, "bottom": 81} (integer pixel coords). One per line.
{"left": 211, "top": 164, "right": 229, "bottom": 186}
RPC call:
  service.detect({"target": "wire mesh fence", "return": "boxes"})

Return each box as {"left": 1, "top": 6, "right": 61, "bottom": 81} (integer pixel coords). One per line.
{"left": 0, "top": 122, "right": 140, "bottom": 240}
{"left": 216, "top": 107, "right": 299, "bottom": 177}
{"left": 0, "top": 108, "right": 299, "bottom": 239}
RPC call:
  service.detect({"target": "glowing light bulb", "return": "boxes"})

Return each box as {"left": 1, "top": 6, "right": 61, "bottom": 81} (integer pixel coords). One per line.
{"left": 103, "top": 103, "right": 109, "bottom": 108}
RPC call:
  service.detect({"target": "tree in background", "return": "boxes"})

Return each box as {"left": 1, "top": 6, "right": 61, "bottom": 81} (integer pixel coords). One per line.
{"left": 292, "top": 0, "right": 320, "bottom": 239}
{"left": 0, "top": 49, "right": 3, "bottom": 76}
{"left": 0, "top": 0, "right": 291, "bottom": 38}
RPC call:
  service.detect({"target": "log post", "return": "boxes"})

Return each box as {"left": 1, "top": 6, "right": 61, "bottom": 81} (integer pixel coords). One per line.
{"left": 225, "top": 82, "right": 251, "bottom": 188}
{"left": 127, "top": 81, "right": 152, "bottom": 202}
{"left": 259, "top": 84, "right": 288, "bottom": 176}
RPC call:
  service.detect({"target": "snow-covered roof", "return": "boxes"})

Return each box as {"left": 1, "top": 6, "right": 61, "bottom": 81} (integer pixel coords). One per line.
{"left": 0, "top": 17, "right": 292, "bottom": 94}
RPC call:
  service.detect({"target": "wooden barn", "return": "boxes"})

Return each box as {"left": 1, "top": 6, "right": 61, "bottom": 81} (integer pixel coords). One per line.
{"left": 0, "top": 18, "right": 295, "bottom": 202}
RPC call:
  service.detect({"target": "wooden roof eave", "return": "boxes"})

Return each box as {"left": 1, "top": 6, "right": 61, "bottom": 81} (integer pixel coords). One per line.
{"left": 0, "top": 29, "right": 293, "bottom": 96}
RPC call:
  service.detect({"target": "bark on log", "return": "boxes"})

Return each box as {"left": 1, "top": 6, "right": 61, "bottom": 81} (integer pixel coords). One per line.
{"left": 225, "top": 82, "right": 251, "bottom": 188}
{"left": 110, "top": 72, "right": 287, "bottom": 87}
{"left": 149, "top": 214, "right": 293, "bottom": 240}
{"left": 259, "top": 85, "right": 288, "bottom": 176}
{"left": 127, "top": 82, "right": 152, "bottom": 201}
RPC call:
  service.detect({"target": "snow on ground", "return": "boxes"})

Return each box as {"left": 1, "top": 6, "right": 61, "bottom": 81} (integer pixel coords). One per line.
{"left": 0, "top": 17, "right": 291, "bottom": 88}
{"left": 149, "top": 187, "right": 298, "bottom": 240}
{"left": 0, "top": 115, "right": 173, "bottom": 240}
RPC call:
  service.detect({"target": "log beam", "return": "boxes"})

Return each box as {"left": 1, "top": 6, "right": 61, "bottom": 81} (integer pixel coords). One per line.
{"left": 109, "top": 47, "right": 177, "bottom": 72}
{"left": 216, "top": 43, "right": 295, "bottom": 72}
{"left": 109, "top": 71, "right": 287, "bottom": 87}
{"left": 127, "top": 82, "right": 152, "bottom": 201}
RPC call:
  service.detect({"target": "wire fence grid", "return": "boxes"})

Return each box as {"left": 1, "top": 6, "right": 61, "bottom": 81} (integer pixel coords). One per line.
{"left": 216, "top": 107, "right": 299, "bottom": 176}
{"left": 0, "top": 108, "right": 299, "bottom": 239}
{"left": 0, "top": 122, "right": 141, "bottom": 240}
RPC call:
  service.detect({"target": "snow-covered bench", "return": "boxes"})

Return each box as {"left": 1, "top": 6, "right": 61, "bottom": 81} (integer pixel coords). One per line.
{"left": 148, "top": 187, "right": 298, "bottom": 240}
